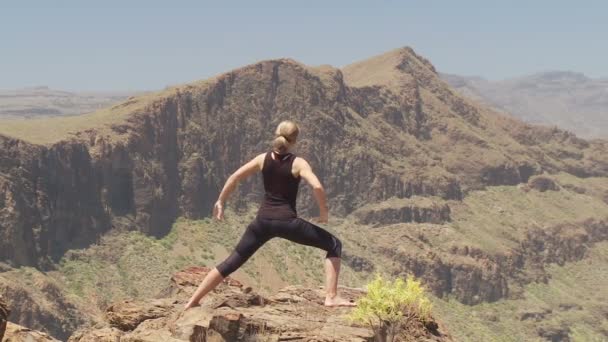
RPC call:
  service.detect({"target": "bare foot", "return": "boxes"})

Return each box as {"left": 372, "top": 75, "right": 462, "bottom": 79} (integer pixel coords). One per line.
{"left": 324, "top": 295, "right": 356, "bottom": 307}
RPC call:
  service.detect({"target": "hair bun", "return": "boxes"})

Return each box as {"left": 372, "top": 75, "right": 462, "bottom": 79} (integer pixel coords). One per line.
{"left": 272, "top": 120, "right": 299, "bottom": 153}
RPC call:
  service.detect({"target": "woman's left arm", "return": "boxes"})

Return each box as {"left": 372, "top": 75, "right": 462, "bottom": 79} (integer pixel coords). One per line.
{"left": 214, "top": 153, "right": 265, "bottom": 220}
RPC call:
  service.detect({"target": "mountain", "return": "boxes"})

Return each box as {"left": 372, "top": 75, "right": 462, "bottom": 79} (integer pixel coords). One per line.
{"left": 441, "top": 71, "right": 608, "bottom": 139}
{"left": 0, "top": 47, "right": 607, "bottom": 341}
{"left": 0, "top": 86, "right": 139, "bottom": 118}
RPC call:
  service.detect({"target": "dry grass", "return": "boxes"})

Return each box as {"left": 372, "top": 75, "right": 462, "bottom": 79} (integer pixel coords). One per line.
{"left": 0, "top": 97, "right": 146, "bottom": 145}
{"left": 342, "top": 47, "right": 418, "bottom": 88}
{"left": 0, "top": 76, "right": 218, "bottom": 145}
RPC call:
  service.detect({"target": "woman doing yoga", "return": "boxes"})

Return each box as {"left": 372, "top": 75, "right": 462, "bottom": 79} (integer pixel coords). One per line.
{"left": 184, "top": 120, "right": 355, "bottom": 309}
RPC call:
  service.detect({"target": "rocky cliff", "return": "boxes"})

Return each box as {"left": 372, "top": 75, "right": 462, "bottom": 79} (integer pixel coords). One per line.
{"left": 1, "top": 47, "right": 606, "bottom": 271}
{"left": 353, "top": 197, "right": 451, "bottom": 226}
{"left": 390, "top": 218, "right": 608, "bottom": 304}
{"left": 0, "top": 269, "right": 89, "bottom": 341}
{"left": 2, "top": 322, "right": 60, "bottom": 342}
{"left": 1, "top": 295, "right": 8, "bottom": 340}
{"left": 1, "top": 294, "right": 62, "bottom": 342}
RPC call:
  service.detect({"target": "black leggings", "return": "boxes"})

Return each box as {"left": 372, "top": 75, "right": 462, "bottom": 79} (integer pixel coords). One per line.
{"left": 216, "top": 216, "right": 342, "bottom": 277}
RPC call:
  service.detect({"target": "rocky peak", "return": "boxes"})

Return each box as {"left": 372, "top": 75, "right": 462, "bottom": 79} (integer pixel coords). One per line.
{"left": 69, "top": 267, "right": 452, "bottom": 341}
{"left": 341, "top": 46, "right": 437, "bottom": 89}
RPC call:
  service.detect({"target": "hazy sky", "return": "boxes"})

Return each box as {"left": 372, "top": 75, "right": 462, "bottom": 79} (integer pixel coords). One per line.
{"left": 2, "top": 1, "right": 606, "bottom": 91}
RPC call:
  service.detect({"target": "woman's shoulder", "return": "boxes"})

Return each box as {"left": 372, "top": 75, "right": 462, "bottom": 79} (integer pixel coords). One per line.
{"left": 252, "top": 152, "right": 269, "bottom": 170}
{"left": 292, "top": 155, "right": 310, "bottom": 167}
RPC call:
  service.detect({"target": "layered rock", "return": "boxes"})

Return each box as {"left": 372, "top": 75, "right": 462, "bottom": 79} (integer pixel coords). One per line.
{"left": 1, "top": 295, "right": 8, "bottom": 340}
{"left": 526, "top": 175, "right": 560, "bottom": 192}
{"left": 519, "top": 218, "right": 608, "bottom": 270}
{"left": 0, "top": 137, "right": 111, "bottom": 267}
{"left": 381, "top": 218, "right": 608, "bottom": 304}
{"left": 0, "top": 271, "right": 89, "bottom": 341}
{"left": 382, "top": 247, "right": 508, "bottom": 305}
{"left": 353, "top": 197, "right": 451, "bottom": 225}
{"left": 69, "top": 267, "right": 452, "bottom": 342}
{"left": 2, "top": 321, "right": 60, "bottom": 342}
{"left": 1, "top": 295, "right": 60, "bottom": 341}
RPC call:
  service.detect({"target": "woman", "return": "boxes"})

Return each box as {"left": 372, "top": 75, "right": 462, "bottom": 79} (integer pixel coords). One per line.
{"left": 184, "top": 120, "right": 355, "bottom": 309}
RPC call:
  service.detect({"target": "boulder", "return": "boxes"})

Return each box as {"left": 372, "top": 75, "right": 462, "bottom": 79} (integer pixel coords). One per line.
{"left": 106, "top": 299, "right": 172, "bottom": 331}
{"left": 527, "top": 175, "right": 560, "bottom": 192}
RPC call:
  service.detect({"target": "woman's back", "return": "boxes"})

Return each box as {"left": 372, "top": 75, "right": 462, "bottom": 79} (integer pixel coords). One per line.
{"left": 257, "top": 151, "right": 301, "bottom": 220}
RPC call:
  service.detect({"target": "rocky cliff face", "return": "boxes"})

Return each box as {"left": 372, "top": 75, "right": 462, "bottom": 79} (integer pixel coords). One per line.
{"left": 353, "top": 197, "right": 451, "bottom": 225}
{"left": 1, "top": 292, "right": 62, "bottom": 342}
{"left": 0, "top": 272, "right": 89, "bottom": 341}
{"left": 377, "top": 218, "right": 608, "bottom": 304}
{"left": 1, "top": 295, "right": 8, "bottom": 340}
{"left": 2, "top": 322, "right": 60, "bottom": 341}
{"left": 0, "top": 138, "right": 111, "bottom": 268}
{"left": 69, "top": 266, "right": 452, "bottom": 342}
{"left": 2, "top": 47, "right": 606, "bottom": 271}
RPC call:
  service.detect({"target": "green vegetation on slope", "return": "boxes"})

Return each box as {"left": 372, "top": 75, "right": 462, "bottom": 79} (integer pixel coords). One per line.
{"left": 5, "top": 173, "right": 606, "bottom": 341}
{"left": 51, "top": 206, "right": 365, "bottom": 316}
{"left": 434, "top": 241, "right": 608, "bottom": 342}
{"left": 335, "top": 175, "right": 608, "bottom": 341}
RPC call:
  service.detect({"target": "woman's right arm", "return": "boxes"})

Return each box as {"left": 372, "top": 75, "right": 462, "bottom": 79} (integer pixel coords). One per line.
{"left": 296, "top": 158, "right": 329, "bottom": 223}
{"left": 214, "top": 153, "right": 265, "bottom": 220}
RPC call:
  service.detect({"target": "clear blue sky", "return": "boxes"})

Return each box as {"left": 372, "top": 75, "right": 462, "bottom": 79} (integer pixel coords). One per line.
{"left": 2, "top": 1, "right": 606, "bottom": 91}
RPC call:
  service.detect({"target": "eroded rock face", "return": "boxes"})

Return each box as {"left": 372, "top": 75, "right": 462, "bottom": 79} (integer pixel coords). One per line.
{"left": 67, "top": 327, "right": 123, "bottom": 342}
{"left": 480, "top": 162, "right": 538, "bottom": 186}
{"left": 0, "top": 275, "right": 88, "bottom": 341}
{"left": 342, "top": 252, "right": 375, "bottom": 273}
{"left": 354, "top": 199, "right": 451, "bottom": 225}
{"left": 383, "top": 247, "right": 509, "bottom": 305}
{"left": 537, "top": 323, "right": 571, "bottom": 342}
{"left": 106, "top": 299, "right": 172, "bottom": 331}
{"left": 3, "top": 321, "right": 60, "bottom": 342}
{"left": 0, "top": 137, "right": 111, "bottom": 268}
{"left": 69, "top": 267, "right": 452, "bottom": 342}
{"left": 381, "top": 218, "right": 608, "bottom": 304}
{"left": 1, "top": 295, "right": 8, "bottom": 340}
{"left": 527, "top": 175, "right": 560, "bottom": 192}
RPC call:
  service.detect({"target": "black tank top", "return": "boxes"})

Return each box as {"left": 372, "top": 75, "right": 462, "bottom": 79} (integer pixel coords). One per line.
{"left": 256, "top": 151, "right": 301, "bottom": 220}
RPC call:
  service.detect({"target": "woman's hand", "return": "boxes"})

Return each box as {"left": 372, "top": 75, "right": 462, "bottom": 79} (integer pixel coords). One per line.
{"left": 213, "top": 201, "right": 224, "bottom": 221}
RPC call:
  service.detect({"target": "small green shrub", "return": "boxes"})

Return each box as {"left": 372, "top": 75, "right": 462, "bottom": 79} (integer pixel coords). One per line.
{"left": 349, "top": 274, "right": 433, "bottom": 342}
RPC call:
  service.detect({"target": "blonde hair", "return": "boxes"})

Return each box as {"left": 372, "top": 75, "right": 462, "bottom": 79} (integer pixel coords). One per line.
{"left": 272, "top": 120, "right": 299, "bottom": 154}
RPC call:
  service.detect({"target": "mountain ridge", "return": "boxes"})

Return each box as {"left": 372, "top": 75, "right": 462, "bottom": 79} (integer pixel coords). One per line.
{"left": 442, "top": 70, "right": 608, "bottom": 139}
{"left": 1, "top": 46, "right": 608, "bottom": 341}
{"left": 1, "top": 45, "right": 607, "bottom": 266}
